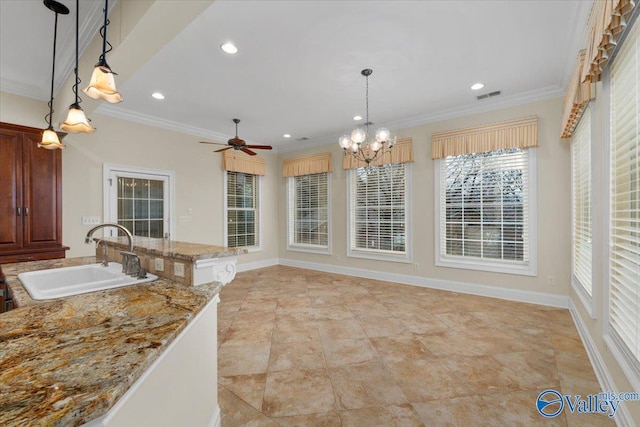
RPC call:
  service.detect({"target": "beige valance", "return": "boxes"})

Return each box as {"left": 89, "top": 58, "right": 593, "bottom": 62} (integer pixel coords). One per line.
{"left": 431, "top": 116, "right": 538, "bottom": 159}
{"left": 282, "top": 152, "right": 332, "bottom": 177}
{"left": 561, "top": 50, "right": 593, "bottom": 139}
{"left": 582, "top": 0, "right": 637, "bottom": 84}
{"left": 342, "top": 138, "right": 414, "bottom": 170}
{"left": 222, "top": 150, "right": 265, "bottom": 176}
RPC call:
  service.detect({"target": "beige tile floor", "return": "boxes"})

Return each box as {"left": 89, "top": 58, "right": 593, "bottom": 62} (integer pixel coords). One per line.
{"left": 217, "top": 266, "right": 615, "bottom": 426}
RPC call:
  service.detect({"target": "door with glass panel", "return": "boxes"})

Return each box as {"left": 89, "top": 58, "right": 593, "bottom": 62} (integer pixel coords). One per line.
{"left": 106, "top": 171, "right": 170, "bottom": 239}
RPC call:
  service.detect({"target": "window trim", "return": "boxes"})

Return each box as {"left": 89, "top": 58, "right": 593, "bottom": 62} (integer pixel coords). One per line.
{"left": 434, "top": 148, "right": 537, "bottom": 276}
{"left": 570, "top": 105, "right": 595, "bottom": 318}
{"left": 223, "top": 171, "right": 262, "bottom": 252}
{"left": 602, "top": 14, "right": 640, "bottom": 392}
{"left": 346, "top": 163, "right": 412, "bottom": 264}
{"left": 286, "top": 173, "right": 332, "bottom": 255}
{"left": 103, "top": 163, "right": 176, "bottom": 240}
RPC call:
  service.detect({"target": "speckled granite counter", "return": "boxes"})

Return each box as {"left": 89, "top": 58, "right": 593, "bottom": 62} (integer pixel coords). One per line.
{"left": 0, "top": 258, "right": 221, "bottom": 426}
{"left": 97, "top": 236, "right": 247, "bottom": 261}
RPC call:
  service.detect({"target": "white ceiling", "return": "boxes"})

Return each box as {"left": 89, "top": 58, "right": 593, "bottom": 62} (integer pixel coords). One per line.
{"left": 1, "top": 0, "right": 592, "bottom": 150}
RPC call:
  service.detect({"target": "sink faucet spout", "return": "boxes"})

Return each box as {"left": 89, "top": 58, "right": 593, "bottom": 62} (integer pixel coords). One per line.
{"left": 85, "top": 223, "right": 134, "bottom": 252}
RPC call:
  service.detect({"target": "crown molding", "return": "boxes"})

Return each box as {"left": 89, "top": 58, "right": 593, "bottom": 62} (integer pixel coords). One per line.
{"left": 0, "top": 78, "right": 46, "bottom": 100}
{"left": 96, "top": 104, "right": 233, "bottom": 143}
{"left": 558, "top": 0, "right": 593, "bottom": 90}
{"left": 276, "top": 85, "right": 564, "bottom": 154}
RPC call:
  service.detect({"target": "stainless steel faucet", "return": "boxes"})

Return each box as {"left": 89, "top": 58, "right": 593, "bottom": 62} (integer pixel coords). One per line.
{"left": 85, "top": 223, "right": 140, "bottom": 274}
{"left": 85, "top": 223, "right": 134, "bottom": 252}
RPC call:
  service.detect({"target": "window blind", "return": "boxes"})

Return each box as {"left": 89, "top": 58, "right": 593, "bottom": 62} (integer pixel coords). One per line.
{"left": 440, "top": 149, "right": 529, "bottom": 263}
{"left": 226, "top": 171, "right": 259, "bottom": 248}
{"left": 572, "top": 107, "right": 592, "bottom": 296}
{"left": 350, "top": 163, "right": 407, "bottom": 254}
{"left": 288, "top": 173, "right": 329, "bottom": 248}
{"left": 609, "top": 19, "right": 639, "bottom": 373}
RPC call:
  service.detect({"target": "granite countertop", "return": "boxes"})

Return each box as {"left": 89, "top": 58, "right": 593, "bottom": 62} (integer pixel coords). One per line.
{"left": 0, "top": 258, "right": 222, "bottom": 426}
{"left": 96, "top": 236, "right": 247, "bottom": 262}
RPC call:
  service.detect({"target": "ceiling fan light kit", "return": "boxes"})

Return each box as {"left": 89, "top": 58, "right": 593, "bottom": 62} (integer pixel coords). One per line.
{"left": 338, "top": 68, "right": 396, "bottom": 164}
{"left": 200, "top": 119, "right": 273, "bottom": 156}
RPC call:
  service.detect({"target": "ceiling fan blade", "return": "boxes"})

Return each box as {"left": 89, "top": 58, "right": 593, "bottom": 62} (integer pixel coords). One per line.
{"left": 241, "top": 148, "right": 257, "bottom": 156}
{"left": 246, "top": 145, "right": 273, "bottom": 150}
{"left": 200, "top": 141, "right": 229, "bottom": 146}
{"left": 214, "top": 147, "right": 233, "bottom": 153}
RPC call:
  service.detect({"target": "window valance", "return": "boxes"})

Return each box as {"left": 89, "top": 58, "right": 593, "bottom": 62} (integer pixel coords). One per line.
{"left": 342, "top": 138, "right": 414, "bottom": 170}
{"left": 431, "top": 116, "right": 538, "bottom": 159}
{"left": 282, "top": 152, "right": 332, "bottom": 177}
{"left": 223, "top": 150, "right": 265, "bottom": 176}
{"left": 582, "top": 0, "right": 637, "bottom": 84}
{"left": 561, "top": 50, "right": 593, "bottom": 139}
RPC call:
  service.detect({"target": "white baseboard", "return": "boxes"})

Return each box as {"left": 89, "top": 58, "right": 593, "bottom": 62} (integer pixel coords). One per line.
{"left": 209, "top": 406, "right": 220, "bottom": 427}
{"left": 569, "top": 300, "right": 634, "bottom": 427}
{"left": 278, "top": 258, "right": 569, "bottom": 308}
{"left": 236, "top": 258, "right": 279, "bottom": 272}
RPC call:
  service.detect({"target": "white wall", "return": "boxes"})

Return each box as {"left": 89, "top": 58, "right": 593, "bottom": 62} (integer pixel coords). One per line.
{"left": 277, "top": 97, "right": 571, "bottom": 298}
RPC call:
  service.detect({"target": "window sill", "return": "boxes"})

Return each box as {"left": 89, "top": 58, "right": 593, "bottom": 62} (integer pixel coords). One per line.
{"left": 436, "top": 255, "right": 536, "bottom": 276}
{"left": 348, "top": 248, "right": 411, "bottom": 264}
{"left": 571, "top": 276, "right": 595, "bottom": 319}
{"left": 287, "top": 244, "right": 331, "bottom": 255}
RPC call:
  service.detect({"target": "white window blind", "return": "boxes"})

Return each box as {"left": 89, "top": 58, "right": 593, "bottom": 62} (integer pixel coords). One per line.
{"left": 287, "top": 173, "right": 329, "bottom": 250}
{"left": 609, "top": 19, "right": 639, "bottom": 374}
{"left": 440, "top": 149, "right": 530, "bottom": 264}
{"left": 349, "top": 163, "right": 408, "bottom": 257}
{"left": 572, "top": 107, "right": 593, "bottom": 296}
{"left": 226, "top": 171, "right": 259, "bottom": 248}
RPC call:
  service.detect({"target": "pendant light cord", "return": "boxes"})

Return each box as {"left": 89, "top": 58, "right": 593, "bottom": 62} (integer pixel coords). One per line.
{"left": 45, "top": 10, "right": 59, "bottom": 129}
{"left": 73, "top": 0, "right": 81, "bottom": 105}
{"left": 98, "top": 0, "right": 113, "bottom": 65}
{"left": 365, "top": 74, "right": 369, "bottom": 136}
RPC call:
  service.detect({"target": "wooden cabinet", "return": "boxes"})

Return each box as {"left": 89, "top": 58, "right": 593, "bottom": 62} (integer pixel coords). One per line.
{"left": 0, "top": 122, "right": 68, "bottom": 264}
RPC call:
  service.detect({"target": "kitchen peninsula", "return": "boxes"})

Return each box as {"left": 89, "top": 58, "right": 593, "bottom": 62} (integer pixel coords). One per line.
{"left": 0, "top": 238, "right": 246, "bottom": 426}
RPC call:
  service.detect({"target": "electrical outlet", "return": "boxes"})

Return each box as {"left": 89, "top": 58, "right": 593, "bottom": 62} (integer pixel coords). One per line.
{"left": 335, "top": 255, "right": 341, "bottom": 262}
{"left": 154, "top": 258, "right": 164, "bottom": 272}
{"left": 414, "top": 262, "right": 420, "bottom": 270}
{"left": 174, "top": 262, "right": 185, "bottom": 277}
{"left": 81, "top": 216, "right": 101, "bottom": 225}
{"left": 547, "top": 276, "right": 556, "bottom": 286}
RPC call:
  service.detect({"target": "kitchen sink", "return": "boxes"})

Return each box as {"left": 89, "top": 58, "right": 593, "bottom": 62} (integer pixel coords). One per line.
{"left": 18, "top": 262, "right": 158, "bottom": 300}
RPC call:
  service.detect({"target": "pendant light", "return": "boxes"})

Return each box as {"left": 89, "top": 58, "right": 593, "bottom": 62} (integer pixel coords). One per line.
{"left": 61, "top": 0, "right": 95, "bottom": 133}
{"left": 38, "top": 0, "right": 69, "bottom": 150}
{"left": 83, "top": 0, "right": 123, "bottom": 103}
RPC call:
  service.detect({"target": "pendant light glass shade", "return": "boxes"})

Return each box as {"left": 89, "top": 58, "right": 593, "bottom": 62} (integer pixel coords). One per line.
{"left": 38, "top": 128, "right": 65, "bottom": 149}
{"left": 83, "top": 64, "right": 122, "bottom": 103}
{"left": 61, "top": 103, "right": 95, "bottom": 133}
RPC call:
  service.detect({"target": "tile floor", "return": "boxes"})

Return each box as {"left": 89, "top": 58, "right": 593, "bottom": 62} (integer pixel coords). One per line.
{"left": 217, "top": 266, "right": 614, "bottom": 426}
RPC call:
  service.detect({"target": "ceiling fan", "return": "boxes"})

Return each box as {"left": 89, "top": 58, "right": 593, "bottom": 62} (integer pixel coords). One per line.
{"left": 199, "top": 119, "right": 272, "bottom": 156}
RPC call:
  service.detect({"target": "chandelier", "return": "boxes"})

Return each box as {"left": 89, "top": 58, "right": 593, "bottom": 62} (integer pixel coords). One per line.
{"left": 338, "top": 69, "right": 396, "bottom": 164}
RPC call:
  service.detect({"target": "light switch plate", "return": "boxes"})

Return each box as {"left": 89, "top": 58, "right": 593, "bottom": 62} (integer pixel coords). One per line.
{"left": 81, "top": 216, "right": 101, "bottom": 225}
{"left": 174, "top": 262, "right": 185, "bottom": 277}
{"left": 154, "top": 258, "right": 164, "bottom": 272}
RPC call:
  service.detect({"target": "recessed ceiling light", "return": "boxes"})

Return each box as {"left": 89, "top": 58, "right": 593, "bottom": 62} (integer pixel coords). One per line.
{"left": 353, "top": 115, "right": 363, "bottom": 121}
{"left": 151, "top": 92, "right": 165, "bottom": 100}
{"left": 470, "top": 82, "right": 485, "bottom": 91}
{"left": 283, "top": 134, "right": 291, "bottom": 138}
{"left": 220, "top": 42, "right": 238, "bottom": 54}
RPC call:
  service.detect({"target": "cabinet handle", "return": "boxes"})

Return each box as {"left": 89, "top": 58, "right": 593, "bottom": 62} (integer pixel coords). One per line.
{"left": 16, "top": 207, "right": 21, "bottom": 216}
{"left": 25, "top": 207, "right": 29, "bottom": 216}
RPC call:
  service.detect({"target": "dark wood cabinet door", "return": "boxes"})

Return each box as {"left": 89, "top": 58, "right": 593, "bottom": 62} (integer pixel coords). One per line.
{"left": 22, "top": 130, "right": 62, "bottom": 248}
{"left": 0, "top": 127, "right": 23, "bottom": 251}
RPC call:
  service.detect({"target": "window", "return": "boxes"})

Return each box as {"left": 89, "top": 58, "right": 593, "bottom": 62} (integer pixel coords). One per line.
{"left": 572, "top": 106, "right": 593, "bottom": 298}
{"left": 104, "top": 164, "right": 174, "bottom": 239}
{"left": 287, "top": 173, "right": 330, "bottom": 253}
{"left": 225, "top": 171, "right": 260, "bottom": 249}
{"left": 436, "top": 148, "right": 536, "bottom": 275}
{"left": 608, "top": 18, "right": 639, "bottom": 382}
{"left": 348, "top": 163, "right": 410, "bottom": 262}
